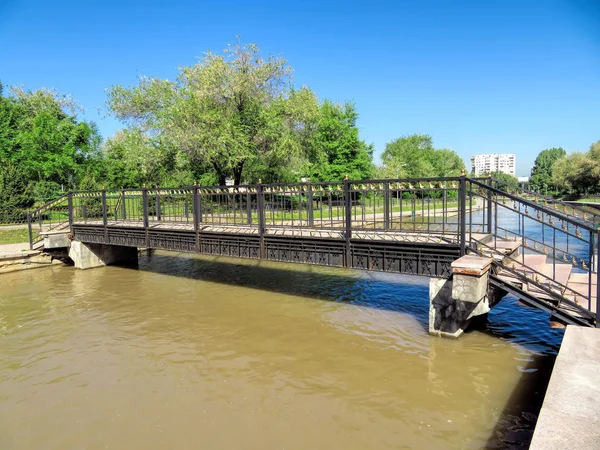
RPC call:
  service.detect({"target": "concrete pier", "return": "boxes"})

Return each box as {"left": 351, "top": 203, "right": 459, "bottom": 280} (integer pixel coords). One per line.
{"left": 429, "top": 255, "right": 503, "bottom": 338}
{"left": 68, "top": 241, "right": 138, "bottom": 269}
{"left": 530, "top": 326, "right": 600, "bottom": 449}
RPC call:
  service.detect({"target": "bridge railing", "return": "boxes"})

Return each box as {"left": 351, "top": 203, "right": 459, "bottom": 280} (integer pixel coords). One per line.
{"left": 61, "top": 176, "right": 496, "bottom": 239}
{"left": 27, "top": 194, "right": 70, "bottom": 249}
{"left": 467, "top": 178, "right": 599, "bottom": 324}
{"left": 490, "top": 178, "right": 600, "bottom": 228}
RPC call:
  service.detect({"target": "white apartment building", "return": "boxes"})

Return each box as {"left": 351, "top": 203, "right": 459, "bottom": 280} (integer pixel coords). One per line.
{"left": 471, "top": 154, "right": 516, "bottom": 176}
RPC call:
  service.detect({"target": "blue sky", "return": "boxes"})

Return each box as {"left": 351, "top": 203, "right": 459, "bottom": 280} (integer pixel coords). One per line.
{"left": 1, "top": 0, "right": 599, "bottom": 176}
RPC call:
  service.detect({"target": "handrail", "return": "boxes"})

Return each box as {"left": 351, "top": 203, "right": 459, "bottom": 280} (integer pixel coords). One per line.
{"left": 469, "top": 178, "right": 599, "bottom": 233}
{"left": 490, "top": 177, "right": 600, "bottom": 227}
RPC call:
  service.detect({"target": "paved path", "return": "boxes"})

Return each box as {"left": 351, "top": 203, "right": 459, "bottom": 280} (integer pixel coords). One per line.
{"left": 0, "top": 223, "right": 29, "bottom": 230}
{"left": 0, "top": 242, "right": 34, "bottom": 257}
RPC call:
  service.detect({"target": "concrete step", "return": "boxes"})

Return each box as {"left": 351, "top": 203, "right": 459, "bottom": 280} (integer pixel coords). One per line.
{"left": 568, "top": 272, "right": 598, "bottom": 286}
{"left": 496, "top": 254, "right": 548, "bottom": 289}
{"left": 477, "top": 238, "right": 521, "bottom": 261}
{"left": 527, "top": 263, "right": 572, "bottom": 298}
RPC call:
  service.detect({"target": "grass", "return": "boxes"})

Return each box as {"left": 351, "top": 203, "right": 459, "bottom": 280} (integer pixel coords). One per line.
{"left": 0, "top": 228, "right": 37, "bottom": 245}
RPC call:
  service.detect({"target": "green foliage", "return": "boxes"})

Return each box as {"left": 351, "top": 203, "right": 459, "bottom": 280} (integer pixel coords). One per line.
{"left": 552, "top": 141, "right": 600, "bottom": 194}
{"left": 488, "top": 171, "right": 519, "bottom": 187}
{"left": 107, "top": 41, "right": 321, "bottom": 185}
{"left": 530, "top": 147, "right": 566, "bottom": 190}
{"left": 0, "top": 83, "right": 102, "bottom": 191}
{"left": 309, "top": 101, "right": 374, "bottom": 181}
{"left": 380, "top": 134, "right": 464, "bottom": 178}
{"left": 553, "top": 151, "right": 599, "bottom": 193}
{"left": 31, "top": 180, "right": 61, "bottom": 201}
{"left": 0, "top": 162, "right": 33, "bottom": 210}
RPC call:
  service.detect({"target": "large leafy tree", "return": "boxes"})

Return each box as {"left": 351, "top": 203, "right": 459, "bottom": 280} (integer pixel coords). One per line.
{"left": 107, "top": 42, "right": 320, "bottom": 185}
{"left": 530, "top": 147, "right": 566, "bottom": 190}
{"left": 380, "top": 134, "right": 464, "bottom": 178}
{"left": 0, "top": 84, "right": 101, "bottom": 190}
{"left": 553, "top": 152, "right": 598, "bottom": 193}
{"left": 552, "top": 140, "right": 600, "bottom": 194}
{"left": 310, "top": 101, "right": 374, "bottom": 181}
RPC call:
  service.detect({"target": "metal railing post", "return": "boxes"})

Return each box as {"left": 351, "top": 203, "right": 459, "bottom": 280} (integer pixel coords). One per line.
{"left": 344, "top": 176, "right": 352, "bottom": 268}
{"left": 487, "top": 175, "right": 493, "bottom": 234}
{"left": 156, "top": 191, "right": 161, "bottom": 221}
{"left": 27, "top": 213, "right": 33, "bottom": 250}
{"left": 102, "top": 190, "right": 108, "bottom": 242}
{"left": 246, "top": 192, "right": 252, "bottom": 225}
{"left": 121, "top": 190, "right": 127, "bottom": 221}
{"left": 193, "top": 183, "right": 200, "bottom": 252}
{"left": 307, "top": 183, "right": 314, "bottom": 227}
{"left": 596, "top": 231, "right": 600, "bottom": 327}
{"left": 384, "top": 181, "right": 390, "bottom": 230}
{"left": 68, "top": 192, "right": 73, "bottom": 228}
{"left": 257, "top": 180, "right": 265, "bottom": 259}
{"left": 142, "top": 186, "right": 149, "bottom": 247}
{"left": 459, "top": 173, "right": 467, "bottom": 256}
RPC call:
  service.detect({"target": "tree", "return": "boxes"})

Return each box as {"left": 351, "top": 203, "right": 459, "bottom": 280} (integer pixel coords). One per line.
{"left": 379, "top": 134, "right": 464, "bottom": 178}
{"left": 309, "top": 101, "right": 374, "bottom": 181}
{"left": 0, "top": 162, "right": 33, "bottom": 210}
{"left": 107, "top": 41, "right": 320, "bottom": 185}
{"left": 0, "top": 84, "right": 102, "bottom": 190}
{"left": 530, "top": 147, "right": 566, "bottom": 191}
{"left": 553, "top": 152, "right": 599, "bottom": 194}
{"left": 489, "top": 171, "right": 519, "bottom": 187}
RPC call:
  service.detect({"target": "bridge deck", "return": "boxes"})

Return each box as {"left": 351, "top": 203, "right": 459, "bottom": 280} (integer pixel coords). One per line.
{"left": 72, "top": 219, "right": 486, "bottom": 245}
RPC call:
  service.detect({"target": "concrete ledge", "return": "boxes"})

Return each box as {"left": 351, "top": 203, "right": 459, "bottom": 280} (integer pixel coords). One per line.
{"left": 0, "top": 251, "right": 58, "bottom": 274}
{"left": 43, "top": 232, "right": 71, "bottom": 249}
{"left": 530, "top": 326, "right": 600, "bottom": 449}
{"left": 451, "top": 255, "right": 493, "bottom": 276}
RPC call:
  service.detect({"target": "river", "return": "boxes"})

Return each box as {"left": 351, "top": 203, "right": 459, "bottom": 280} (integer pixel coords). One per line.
{"left": 0, "top": 249, "right": 563, "bottom": 449}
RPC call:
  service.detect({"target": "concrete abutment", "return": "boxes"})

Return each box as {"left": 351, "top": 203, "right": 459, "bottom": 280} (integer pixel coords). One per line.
{"left": 429, "top": 255, "right": 506, "bottom": 338}
{"left": 68, "top": 241, "right": 138, "bottom": 269}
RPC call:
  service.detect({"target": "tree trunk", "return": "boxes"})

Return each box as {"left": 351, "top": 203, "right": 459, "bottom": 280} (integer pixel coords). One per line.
{"left": 212, "top": 163, "right": 227, "bottom": 186}
{"left": 233, "top": 161, "right": 245, "bottom": 186}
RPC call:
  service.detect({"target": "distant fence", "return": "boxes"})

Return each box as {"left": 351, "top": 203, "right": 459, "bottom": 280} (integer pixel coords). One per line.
{"left": 0, "top": 209, "right": 29, "bottom": 226}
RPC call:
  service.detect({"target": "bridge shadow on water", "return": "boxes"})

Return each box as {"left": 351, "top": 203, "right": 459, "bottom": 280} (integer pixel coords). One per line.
{"left": 119, "top": 251, "right": 563, "bottom": 449}
{"left": 127, "top": 251, "right": 434, "bottom": 328}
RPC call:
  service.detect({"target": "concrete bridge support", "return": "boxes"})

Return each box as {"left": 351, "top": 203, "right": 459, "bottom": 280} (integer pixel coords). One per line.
{"left": 69, "top": 241, "right": 138, "bottom": 270}
{"left": 429, "top": 256, "right": 503, "bottom": 338}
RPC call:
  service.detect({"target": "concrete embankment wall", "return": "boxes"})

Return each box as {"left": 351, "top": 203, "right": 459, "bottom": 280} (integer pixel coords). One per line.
{"left": 530, "top": 326, "right": 600, "bottom": 449}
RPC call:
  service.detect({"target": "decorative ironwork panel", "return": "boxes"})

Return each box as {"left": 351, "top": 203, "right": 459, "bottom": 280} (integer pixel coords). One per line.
{"left": 149, "top": 231, "right": 196, "bottom": 252}
{"left": 351, "top": 241, "right": 458, "bottom": 277}
{"left": 264, "top": 237, "right": 346, "bottom": 267}
{"left": 107, "top": 228, "right": 146, "bottom": 247}
{"left": 199, "top": 233, "right": 260, "bottom": 259}
{"left": 72, "top": 226, "right": 105, "bottom": 244}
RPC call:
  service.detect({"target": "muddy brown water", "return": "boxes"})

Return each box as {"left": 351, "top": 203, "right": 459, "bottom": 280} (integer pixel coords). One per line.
{"left": 0, "top": 251, "right": 563, "bottom": 449}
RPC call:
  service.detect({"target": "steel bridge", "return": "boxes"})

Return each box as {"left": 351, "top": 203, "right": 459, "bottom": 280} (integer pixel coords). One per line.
{"left": 28, "top": 176, "right": 600, "bottom": 328}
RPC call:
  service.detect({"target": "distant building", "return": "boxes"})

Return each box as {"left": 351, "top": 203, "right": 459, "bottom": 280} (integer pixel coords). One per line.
{"left": 471, "top": 154, "right": 516, "bottom": 177}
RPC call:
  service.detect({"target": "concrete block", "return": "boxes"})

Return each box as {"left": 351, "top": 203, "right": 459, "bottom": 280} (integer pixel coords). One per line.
{"left": 452, "top": 272, "right": 489, "bottom": 304}
{"left": 69, "top": 241, "right": 138, "bottom": 270}
{"left": 43, "top": 232, "right": 70, "bottom": 249}
{"left": 451, "top": 255, "right": 493, "bottom": 276}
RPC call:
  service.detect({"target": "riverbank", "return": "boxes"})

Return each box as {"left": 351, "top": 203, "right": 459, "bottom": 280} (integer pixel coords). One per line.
{"left": 530, "top": 326, "right": 600, "bottom": 448}
{"left": 0, "top": 242, "right": 58, "bottom": 274}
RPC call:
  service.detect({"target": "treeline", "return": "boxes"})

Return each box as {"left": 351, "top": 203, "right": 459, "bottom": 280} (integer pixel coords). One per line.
{"left": 0, "top": 41, "right": 468, "bottom": 211}
{"left": 529, "top": 141, "right": 600, "bottom": 195}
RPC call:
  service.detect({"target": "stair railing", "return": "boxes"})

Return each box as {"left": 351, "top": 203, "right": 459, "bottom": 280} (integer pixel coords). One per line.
{"left": 467, "top": 178, "right": 600, "bottom": 326}
{"left": 27, "top": 194, "right": 70, "bottom": 249}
